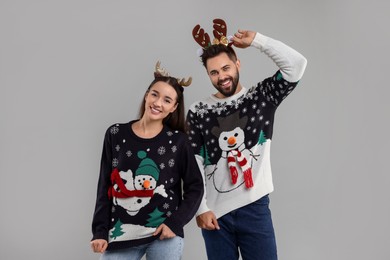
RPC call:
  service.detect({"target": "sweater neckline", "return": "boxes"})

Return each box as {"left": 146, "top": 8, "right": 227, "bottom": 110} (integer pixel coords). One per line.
{"left": 209, "top": 86, "right": 247, "bottom": 103}
{"left": 127, "top": 120, "right": 167, "bottom": 143}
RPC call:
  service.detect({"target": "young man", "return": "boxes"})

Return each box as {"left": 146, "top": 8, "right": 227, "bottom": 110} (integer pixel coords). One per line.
{"left": 186, "top": 19, "right": 307, "bottom": 260}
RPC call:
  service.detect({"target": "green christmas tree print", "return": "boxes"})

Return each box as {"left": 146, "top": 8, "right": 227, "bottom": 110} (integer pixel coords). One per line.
{"left": 110, "top": 219, "right": 125, "bottom": 240}
{"left": 145, "top": 208, "right": 166, "bottom": 227}
{"left": 199, "top": 144, "right": 211, "bottom": 165}
{"left": 258, "top": 130, "right": 267, "bottom": 145}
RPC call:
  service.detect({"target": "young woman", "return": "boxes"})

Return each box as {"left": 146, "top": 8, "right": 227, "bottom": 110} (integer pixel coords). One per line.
{"left": 91, "top": 62, "right": 204, "bottom": 260}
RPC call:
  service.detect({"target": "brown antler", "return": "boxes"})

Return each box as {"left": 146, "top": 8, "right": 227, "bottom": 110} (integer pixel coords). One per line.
{"left": 212, "top": 18, "right": 227, "bottom": 40}
{"left": 155, "top": 61, "right": 170, "bottom": 77}
{"left": 192, "top": 24, "right": 211, "bottom": 48}
{"left": 177, "top": 77, "right": 192, "bottom": 87}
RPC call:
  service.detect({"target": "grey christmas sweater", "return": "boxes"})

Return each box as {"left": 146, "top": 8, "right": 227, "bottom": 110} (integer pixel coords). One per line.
{"left": 92, "top": 121, "right": 204, "bottom": 251}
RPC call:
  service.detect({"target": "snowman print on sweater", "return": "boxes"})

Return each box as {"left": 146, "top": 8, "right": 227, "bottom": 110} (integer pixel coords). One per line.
{"left": 208, "top": 111, "right": 261, "bottom": 193}
{"left": 110, "top": 150, "right": 167, "bottom": 216}
{"left": 108, "top": 150, "right": 168, "bottom": 242}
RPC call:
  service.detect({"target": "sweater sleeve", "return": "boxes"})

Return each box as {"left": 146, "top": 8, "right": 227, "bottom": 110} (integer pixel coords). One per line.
{"left": 91, "top": 127, "right": 113, "bottom": 241}
{"left": 251, "top": 32, "right": 307, "bottom": 83}
{"left": 185, "top": 108, "right": 210, "bottom": 216}
{"left": 162, "top": 137, "right": 204, "bottom": 236}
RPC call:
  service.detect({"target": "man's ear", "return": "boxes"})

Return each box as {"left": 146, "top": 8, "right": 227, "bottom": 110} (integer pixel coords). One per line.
{"left": 236, "top": 59, "right": 241, "bottom": 71}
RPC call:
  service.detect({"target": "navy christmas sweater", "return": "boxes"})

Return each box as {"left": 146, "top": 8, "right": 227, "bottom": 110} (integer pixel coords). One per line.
{"left": 92, "top": 121, "right": 204, "bottom": 251}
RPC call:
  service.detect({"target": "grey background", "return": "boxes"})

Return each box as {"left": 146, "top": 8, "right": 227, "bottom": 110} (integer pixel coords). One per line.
{"left": 1, "top": 0, "right": 389, "bottom": 259}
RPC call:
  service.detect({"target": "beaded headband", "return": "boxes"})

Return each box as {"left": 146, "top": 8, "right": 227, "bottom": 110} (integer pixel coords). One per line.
{"left": 154, "top": 61, "right": 192, "bottom": 87}
{"left": 192, "top": 18, "right": 233, "bottom": 56}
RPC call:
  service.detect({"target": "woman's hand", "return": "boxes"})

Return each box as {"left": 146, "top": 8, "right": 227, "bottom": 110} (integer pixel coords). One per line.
{"left": 90, "top": 239, "right": 108, "bottom": 253}
{"left": 153, "top": 224, "right": 176, "bottom": 240}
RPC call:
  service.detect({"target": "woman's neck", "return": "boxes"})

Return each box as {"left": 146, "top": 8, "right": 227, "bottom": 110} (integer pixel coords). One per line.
{"left": 132, "top": 118, "right": 163, "bottom": 139}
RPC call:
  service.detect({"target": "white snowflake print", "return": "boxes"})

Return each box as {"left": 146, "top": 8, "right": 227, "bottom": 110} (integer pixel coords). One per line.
{"left": 167, "top": 131, "right": 173, "bottom": 136}
{"left": 247, "top": 140, "right": 253, "bottom": 146}
{"left": 205, "top": 117, "right": 210, "bottom": 122}
{"left": 242, "top": 107, "right": 247, "bottom": 113}
{"left": 112, "top": 158, "right": 118, "bottom": 167}
{"left": 158, "top": 146, "right": 166, "bottom": 155}
{"left": 115, "top": 145, "right": 120, "bottom": 151}
{"left": 122, "top": 139, "right": 126, "bottom": 143}
{"left": 252, "top": 128, "right": 257, "bottom": 134}
{"left": 237, "top": 95, "right": 245, "bottom": 105}
{"left": 256, "top": 109, "right": 261, "bottom": 114}
{"left": 171, "top": 146, "right": 177, "bottom": 153}
{"left": 195, "top": 102, "right": 209, "bottom": 118}
{"left": 265, "top": 120, "right": 270, "bottom": 125}
{"left": 170, "top": 178, "right": 174, "bottom": 183}
{"left": 211, "top": 102, "right": 227, "bottom": 115}
{"left": 160, "top": 163, "right": 165, "bottom": 170}
{"left": 166, "top": 211, "right": 172, "bottom": 217}
{"left": 210, "top": 152, "right": 215, "bottom": 158}
{"left": 252, "top": 103, "right": 257, "bottom": 110}
{"left": 191, "top": 143, "right": 197, "bottom": 148}
{"left": 110, "top": 126, "right": 119, "bottom": 134}
{"left": 250, "top": 116, "right": 256, "bottom": 122}
{"left": 259, "top": 115, "right": 264, "bottom": 121}
{"left": 168, "top": 159, "right": 175, "bottom": 167}
{"left": 163, "top": 203, "right": 170, "bottom": 210}
{"left": 230, "top": 100, "right": 239, "bottom": 109}
{"left": 246, "top": 86, "right": 257, "bottom": 99}
{"left": 126, "top": 150, "right": 132, "bottom": 157}
{"left": 262, "top": 102, "right": 266, "bottom": 107}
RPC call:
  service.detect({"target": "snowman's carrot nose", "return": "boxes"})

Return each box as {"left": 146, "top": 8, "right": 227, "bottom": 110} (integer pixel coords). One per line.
{"left": 143, "top": 180, "right": 151, "bottom": 189}
{"left": 228, "top": 136, "right": 236, "bottom": 145}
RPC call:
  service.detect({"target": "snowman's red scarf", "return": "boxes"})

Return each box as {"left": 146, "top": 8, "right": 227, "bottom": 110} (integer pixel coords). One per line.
{"left": 108, "top": 168, "right": 154, "bottom": 198}
{"left": 227, "top": 150, "right": 254, "bottom": 188}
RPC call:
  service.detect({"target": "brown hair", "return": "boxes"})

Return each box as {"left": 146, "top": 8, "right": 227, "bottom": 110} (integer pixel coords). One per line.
{"left": 201, "top": 44, "right": 238, "bottom": 68}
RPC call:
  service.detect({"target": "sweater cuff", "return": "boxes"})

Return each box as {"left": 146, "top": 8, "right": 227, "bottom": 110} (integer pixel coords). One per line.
{"left": 250, "top": 32, "right": 270, "bottom": 51}
{"left": 196, "top": 200, "right": 210, "bottom": 216}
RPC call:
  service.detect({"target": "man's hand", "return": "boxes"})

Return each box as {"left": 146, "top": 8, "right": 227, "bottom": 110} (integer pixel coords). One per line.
{"left": 232, "top": 29, "right": 256, "bottom": 49}
{"left": 196, "top": 211, "right": 220, "bottom": 230}
{"left": 90, "top": 239, "right": 108, "bottom": 253}
{"left": 153, "top": 223, "right": 176, "bottom": 240}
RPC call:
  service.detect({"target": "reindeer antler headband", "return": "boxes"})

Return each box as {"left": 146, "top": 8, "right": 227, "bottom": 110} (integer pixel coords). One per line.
{"left": 192, "top": 18, "right": 233, "bottom": 56}
{"left": 154, "top": 61, "right": 192, "bottom": 87}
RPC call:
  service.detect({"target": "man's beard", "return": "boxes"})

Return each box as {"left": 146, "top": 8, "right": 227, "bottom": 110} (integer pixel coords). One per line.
{"left": 213, "top": 71, "right": 240, "bottom": 98}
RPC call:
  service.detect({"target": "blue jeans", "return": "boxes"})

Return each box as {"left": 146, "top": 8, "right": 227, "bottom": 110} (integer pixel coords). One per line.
{"left": 101, "top": 236, "right": 184, "bottom": 260}
{"left": 202, "top": 195, "right": 277, "bottom": 260}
